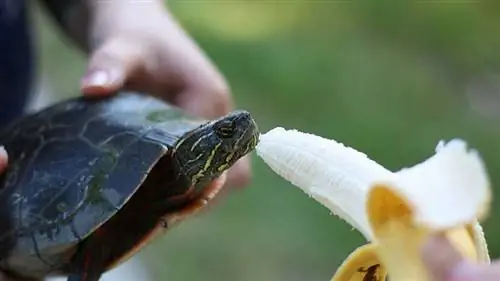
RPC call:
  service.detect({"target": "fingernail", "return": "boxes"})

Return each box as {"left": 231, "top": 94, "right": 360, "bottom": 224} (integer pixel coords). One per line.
{"left": 0, "top": 146, "right": 6, "bottom": 157}
{"left": 81, "top": 68, "right": 125, "bottom": 94}
{"left": 82, "top": 70, "right": 110, "bottom": 87}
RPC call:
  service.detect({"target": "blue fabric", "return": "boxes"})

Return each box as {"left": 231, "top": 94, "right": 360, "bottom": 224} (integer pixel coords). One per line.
{"left": 0, "top": 0, "right": 33, "bottom": 128}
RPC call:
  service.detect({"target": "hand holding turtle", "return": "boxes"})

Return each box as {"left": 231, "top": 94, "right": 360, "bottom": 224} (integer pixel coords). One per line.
{"left": 0, "top": 149, "right": 29, "bottom": 281}
{"left": 0, "top": 147, "right": 6, "bottom": 176}
{"left": 78, "top": 2, "right": 250, "bottom": 189}
{"left": 422, "top": 235, "right": 500, "bottom": 281}
{"left": 0, "top": 149, "right": 13, "bottom": 281}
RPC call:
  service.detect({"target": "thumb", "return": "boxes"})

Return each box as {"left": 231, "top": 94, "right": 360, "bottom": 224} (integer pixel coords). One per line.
{"left": 225, "top": 156, "right": 252, "bottom": 188}
{"left": 446, "top": 261, "right": 500, "bottom": 281}
{"left": 81, "top": 37, "right": 145, "bottom": 96}
{"left": 0, "top": 146, "right": 7, "bottom": 174}
{"left": 422, "top": 234, "right": 500, "bottom": 281}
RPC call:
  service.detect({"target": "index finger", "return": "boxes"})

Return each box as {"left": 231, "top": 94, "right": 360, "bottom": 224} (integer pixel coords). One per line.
{"left": 176, "top": 86, "right": 232, "bottom": 120}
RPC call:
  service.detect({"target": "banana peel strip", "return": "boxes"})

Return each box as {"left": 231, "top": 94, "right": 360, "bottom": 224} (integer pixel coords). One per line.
{"left": 255, "top": 127, "right": 491, "bottom": 281}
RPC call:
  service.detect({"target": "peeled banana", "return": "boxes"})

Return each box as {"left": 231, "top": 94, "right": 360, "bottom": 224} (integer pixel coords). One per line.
{"left": 256, "top": 127, "right": 491, "bottom": 281}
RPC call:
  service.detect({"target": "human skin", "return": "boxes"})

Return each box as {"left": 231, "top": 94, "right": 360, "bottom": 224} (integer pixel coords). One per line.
{"left": 422, "top": 234, "right": 500, "bottom": 281}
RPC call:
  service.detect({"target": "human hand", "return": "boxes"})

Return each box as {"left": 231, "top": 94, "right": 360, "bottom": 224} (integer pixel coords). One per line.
{"left": 0, "top": 148, "right": 12, "bottom": 281}
{"left": 79, "top": 3, "right": 251, "bottom": 189}
{"left": 0, "top": 147, "right": 6, "bottom": 176}
{"left": 422, "top": 234, "right": 500, "bottom": 281}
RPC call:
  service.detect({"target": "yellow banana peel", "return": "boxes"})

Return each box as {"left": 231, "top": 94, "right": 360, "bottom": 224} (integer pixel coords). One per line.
{"left": 256, "top": 128, "right": 491, "bottom": 281}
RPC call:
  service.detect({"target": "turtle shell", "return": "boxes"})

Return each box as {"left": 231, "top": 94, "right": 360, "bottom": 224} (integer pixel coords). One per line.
{"left": 0, "top": 92, "right": 257, "bottom": 279}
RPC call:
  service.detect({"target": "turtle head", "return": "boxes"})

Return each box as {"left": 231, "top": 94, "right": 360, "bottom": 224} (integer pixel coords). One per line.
{"left": 173, "top": 110, "right": 259, "bottom": 189}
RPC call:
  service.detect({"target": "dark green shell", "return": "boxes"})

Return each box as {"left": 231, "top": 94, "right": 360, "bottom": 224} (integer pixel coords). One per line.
{"left": 0, "top": 92, "right": 220, "bottom": 278}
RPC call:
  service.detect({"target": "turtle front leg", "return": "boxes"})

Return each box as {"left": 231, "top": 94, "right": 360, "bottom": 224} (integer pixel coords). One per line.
{"left": 66, "top": 247, "right": 106, "bottom": 281}
{"left": 66, "top": 232, "right": 108, "bottom": 281}
{"left": 66, "top": 248, "right": 106, "bottom": 281}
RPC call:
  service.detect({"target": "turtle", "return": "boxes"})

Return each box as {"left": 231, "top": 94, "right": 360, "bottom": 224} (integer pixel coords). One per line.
{"left": 0, "top": 92, "right": 260, "bottom": 281}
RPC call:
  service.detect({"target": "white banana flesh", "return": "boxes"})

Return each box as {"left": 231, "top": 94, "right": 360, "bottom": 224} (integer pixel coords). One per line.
{"left": 256, "top": 127, "right": 491, "bottom": 281}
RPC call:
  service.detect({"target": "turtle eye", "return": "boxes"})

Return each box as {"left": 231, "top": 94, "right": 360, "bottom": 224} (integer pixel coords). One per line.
{"left": 215, "top": 120, "right": 236, "bottom": 139}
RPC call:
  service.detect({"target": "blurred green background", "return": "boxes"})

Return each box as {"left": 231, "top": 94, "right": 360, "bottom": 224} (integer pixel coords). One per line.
{"left": 31, "top": 1, "right": 500, "bottom": 281}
